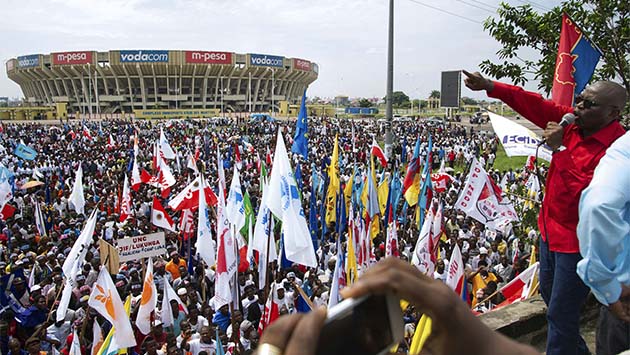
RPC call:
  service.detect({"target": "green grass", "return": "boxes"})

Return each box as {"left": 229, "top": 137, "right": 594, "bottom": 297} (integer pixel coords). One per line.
{"left": 450, "top": 145, "right": 549, "bottom": 175}
{"left": 492, "top": 145, "right": 529, "bottom": 172}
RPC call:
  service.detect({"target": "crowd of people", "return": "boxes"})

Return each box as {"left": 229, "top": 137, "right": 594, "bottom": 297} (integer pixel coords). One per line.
{"left": 0, "top": 106, "right": 586, "bottom": 355}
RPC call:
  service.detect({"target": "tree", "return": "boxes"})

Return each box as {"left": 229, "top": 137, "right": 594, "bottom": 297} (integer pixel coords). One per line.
{"left": 358, "top": 98, "right": 373, "bottom": 108}
{"left": 429, "top": 90, "right": 441, "bottom": 99}
{"left": 481, "top": 1, "right": 629, "bottom": 107}
{"left": 462, "top": 97, "right": 479, "bottom": 105}
{"left": 384, "top": 91, "right": 411, "bottom": 108}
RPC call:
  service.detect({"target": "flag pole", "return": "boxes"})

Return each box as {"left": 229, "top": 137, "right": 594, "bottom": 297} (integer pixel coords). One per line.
{"left": 263, "top": 209, "right": 273, "bottom": 304}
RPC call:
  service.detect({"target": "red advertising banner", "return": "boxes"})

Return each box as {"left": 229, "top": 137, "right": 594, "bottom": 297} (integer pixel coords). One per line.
{"left": 294, "top": 58, "right": 311, "bottom": 71}
{"left": 52, "top": 51, "right": 93, "bottom": 65}
{"left": 185, "top": 51, "right": 232, "bottom": 64}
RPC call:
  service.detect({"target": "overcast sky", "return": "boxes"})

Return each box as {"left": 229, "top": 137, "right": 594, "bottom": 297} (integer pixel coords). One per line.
{"left": 0, "top": 0, "right": 562, "bottom": 101}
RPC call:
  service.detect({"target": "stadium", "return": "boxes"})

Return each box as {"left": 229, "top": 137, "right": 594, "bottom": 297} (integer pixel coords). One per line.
{"left": 6, "top": 50, "right": 318, "bottom": 118}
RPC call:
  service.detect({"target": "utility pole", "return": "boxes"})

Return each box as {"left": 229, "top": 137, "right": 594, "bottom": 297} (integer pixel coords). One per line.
{"left": 384, "top": 0, "right": 394, "bottom": 159}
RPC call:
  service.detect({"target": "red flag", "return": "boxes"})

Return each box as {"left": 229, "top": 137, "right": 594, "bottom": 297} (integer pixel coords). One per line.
{"left": 258, "top": 283, "right": 280, "bottom": 335}
{"left": 151, "top": 197, "right": 176, "bottom": 232}
{"left": 370, "top": 138, "right": 388, "bottom": 167}
{"left": 0, "top": 204, "right": 16, "bottom": 221}
{"left": 82, "top": 125, "right": 93, "bottom": 140}
{"left": 496, "top": 262, "right": 539, "bottom": 308}
{"left": 524, "top": 155, "right": 536, "bottom": 171}
{"left": 265, "top": 146, "right": 272, "bottom": 166}
{"left": 168, "top": 176, "right": 218, "bottom": 210}
{"left": 120, "top": 176, "right": 132, "bottom": 223}
{"left": 551, "top": 13, "right": 601, "bottom": 106}
{"left": 431, "top": 173, "right": 453, "bottom": 193}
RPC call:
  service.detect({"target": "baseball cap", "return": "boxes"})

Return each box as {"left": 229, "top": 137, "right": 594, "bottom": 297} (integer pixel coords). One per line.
{"left": 479, "top": 247, "right": 488, "bottom": 255}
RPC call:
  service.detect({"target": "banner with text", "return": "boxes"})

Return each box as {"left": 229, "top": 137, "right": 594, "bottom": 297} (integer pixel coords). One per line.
{"left": 120, "top": 50, "right": 169, "bottom": 63}
{"left": 249, "top": 53, "right": 284, "bottom": 68}
{"left": 52, "top": 51, "right": 94, "bottom": 65}
{"left": 17, "top": 55, "right": 41, "bottom": 68}
{"left": 116, "top": 232, "right": 166, "bottom": 262}
{"left": 488, "top": 112, "right": 553, "bottom": 162}
{"left": 185, "top": 51, "right": 232, "bottom": 64}
{"left": 293, "top": 58, "right": 311, "bottom": 71}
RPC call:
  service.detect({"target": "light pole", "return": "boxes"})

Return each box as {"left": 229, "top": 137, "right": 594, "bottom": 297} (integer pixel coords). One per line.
{"left": 384, "top": 0, "right": 394, "bottom": 159}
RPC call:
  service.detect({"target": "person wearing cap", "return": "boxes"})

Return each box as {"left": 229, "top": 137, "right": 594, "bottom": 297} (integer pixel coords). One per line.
{"left": 31, "top": 255, "right": 51, "bottom": 285}
{"left": 212, "top": 302, "right": 231, "bottom": 333}
{"left": 10, "top": 276, "right": 31, "bottom": 309}
{"left": 238, "top": 319, "right": 257, "bottom": 352}
{"left": 149, "top": 320, "right": 168, "bottom": 349}
{"left": 165, "top": 252, "right": 186, "bottom": 280}
{"left": 468, "top": 260, "right": 498, "bottom": 308}
{"left": 471, "top": 247, "right": 489, "bottom": 270}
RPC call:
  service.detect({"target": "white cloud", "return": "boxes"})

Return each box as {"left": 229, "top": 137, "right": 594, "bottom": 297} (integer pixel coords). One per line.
{"left": 0, "top": 0, "right": 562, "bottom": 100}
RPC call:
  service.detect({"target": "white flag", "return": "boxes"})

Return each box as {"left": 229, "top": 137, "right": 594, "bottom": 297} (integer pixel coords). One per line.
{"left": 57, "top": 210, "right": 98, "bottom": 322}
{"left": 34, "top": 200, "right": 47, "bottom": 237}
{"left": 160, "top": 126, "right": 176, "bottom": 160}
{"left": 196, "top": 176, "right": 216, "bottom": 268}
{"left": 225, "top": 167, "right": 246, "bottom": 232}
{"left": 120, "top": 175, "right": 132, "bottom": 222}
{"left": 455, "top": 158, "right": 519, "bottom": 230}
{"left": 412, "top": 208, "right": 434, "bottom": 275}
{"left": 68, "top": 329, "right": 81, "bottom": 355}
{"left": 253, "top": 183, "right": 277, "bottom": 288}
{"left": 215, "top": 182, "right": 237, "bottom": 305}
{"left": 69, "top": 163, "right": 85, "bottom": 215}
{"left": 488, "top": 112, "right": 552, "bottom": 162}
{"left": 88, "top": 267, "right": 136, "bottom": 349}
{"left": 161, "top": 278, "right": 187, "bottom": 327}
{"left": 264, "top": 131, "right": 317, "bottom": 267}
{"left": 92, "top": 320, "right": 104, "bottom": 355}
{"left": 446, "top": 244, "right": 465, "bottom": 295}
{"left": 136, "top": 258, "right": 157, "bottom": 334}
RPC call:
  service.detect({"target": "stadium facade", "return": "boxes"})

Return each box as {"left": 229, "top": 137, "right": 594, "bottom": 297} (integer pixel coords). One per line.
{"left": 6, "top": 50, "right": 318, "bottom": 114}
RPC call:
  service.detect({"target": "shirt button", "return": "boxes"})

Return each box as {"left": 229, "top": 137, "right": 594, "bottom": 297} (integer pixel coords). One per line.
{"left": 605, "top": 292, "right": 611, "bottom": 299}
{"left": 589, "top": 278, "right": 594, "bottom": 282}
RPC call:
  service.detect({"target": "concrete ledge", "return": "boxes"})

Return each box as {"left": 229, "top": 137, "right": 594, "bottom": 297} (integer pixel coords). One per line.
{"left": 478, "top": 294, "right": 600, "bottom": 353}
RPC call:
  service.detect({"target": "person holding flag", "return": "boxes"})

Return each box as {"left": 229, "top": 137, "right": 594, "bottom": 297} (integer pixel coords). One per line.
{"left": 464, "top": 26, "right": 626, "bottom": 352}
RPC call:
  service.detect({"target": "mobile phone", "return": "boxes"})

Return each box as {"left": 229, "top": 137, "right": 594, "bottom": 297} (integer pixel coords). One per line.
{"left": 315, "top": 292, "right": 404, "bottom": 355}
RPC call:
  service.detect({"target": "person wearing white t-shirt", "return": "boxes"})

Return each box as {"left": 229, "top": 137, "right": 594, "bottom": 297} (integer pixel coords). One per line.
{"left": 181, "top": 325, "right": 217, "bottom": 355}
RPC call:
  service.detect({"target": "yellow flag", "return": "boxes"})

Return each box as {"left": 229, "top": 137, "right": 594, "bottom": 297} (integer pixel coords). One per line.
{"left": 325, "top": 135, "right": 339, "bottom": 226}
{"left": 345, "top": 216, "right": 358, "bottom": 285}
{"left": 404, "top": 173, "right": 421, "bottom": 206}
{"left": 409, "top": 314, "right": 433, "bottom": 355}
{"left": 344, "top": 169, "right": 355, "bottom": 210}
{"left": 377, "top": 176, "right": 389, "bottom": 216}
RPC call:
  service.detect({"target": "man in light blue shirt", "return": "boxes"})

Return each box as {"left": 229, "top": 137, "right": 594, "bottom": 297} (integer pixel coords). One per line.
{"left": 577, "top": 130, "right": 630, "bottom": 355}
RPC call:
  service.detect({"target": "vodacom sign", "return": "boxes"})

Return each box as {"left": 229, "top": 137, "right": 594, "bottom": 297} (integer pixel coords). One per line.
{"left": 52, "top": 51, "right": 93, "bottom": 65}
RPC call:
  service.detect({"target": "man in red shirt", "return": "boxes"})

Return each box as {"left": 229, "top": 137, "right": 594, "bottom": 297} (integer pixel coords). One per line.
{"left": 464, "top": 70, "right": 626, "bottom": 355}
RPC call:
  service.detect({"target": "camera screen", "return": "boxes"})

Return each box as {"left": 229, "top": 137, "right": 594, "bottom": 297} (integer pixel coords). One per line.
{"left": 315, "top": 294, "right": 394, "bottom": 355}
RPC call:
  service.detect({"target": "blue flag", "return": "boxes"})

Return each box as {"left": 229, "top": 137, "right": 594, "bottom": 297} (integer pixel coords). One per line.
{"left": 14, "top": 143, "right": 37, "bottom": 161}
{"left": 295, "top": 162, "right": 303, "bottom": 190}
{"left": 291, "top": 88, "right": 309, "bottom": 159}
{"left": 418, "top": 135, "right": 433, "bottom": 228}
{"left": 309, "top": 178, "right": 319, "bottom": 252}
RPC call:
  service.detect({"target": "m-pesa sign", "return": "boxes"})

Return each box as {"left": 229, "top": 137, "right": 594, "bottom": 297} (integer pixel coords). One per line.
{"left": 185, "top": 51, "right": 232, "bottom": 64}
{"left": 52, "top": 51, "right": 93, "bottom": 65}
{"left": 294, "top": 58, "right": 311, "bottom": 71}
